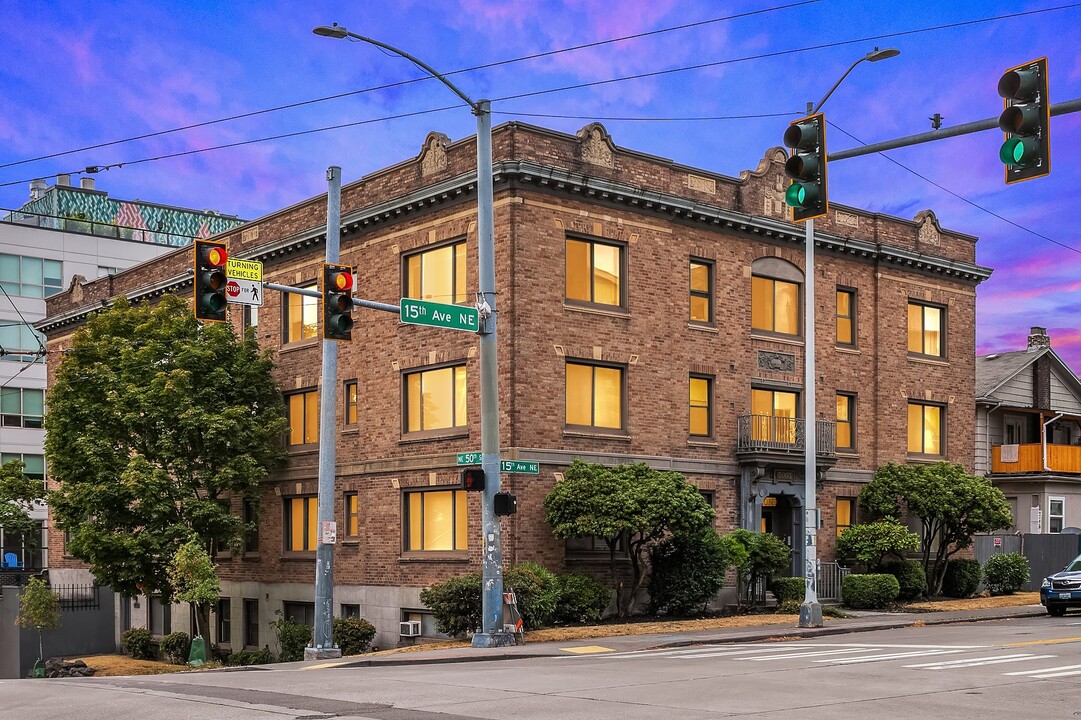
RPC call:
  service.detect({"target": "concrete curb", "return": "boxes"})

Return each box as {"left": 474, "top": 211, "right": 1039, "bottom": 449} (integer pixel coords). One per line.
{"left": 319, "top": 604, "right": 1050, "bottom": 669}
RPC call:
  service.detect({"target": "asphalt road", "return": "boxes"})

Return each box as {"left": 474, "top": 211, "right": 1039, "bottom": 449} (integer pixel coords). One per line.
{"left": 4, "top": 615, "right": 1080, "bottom": 720}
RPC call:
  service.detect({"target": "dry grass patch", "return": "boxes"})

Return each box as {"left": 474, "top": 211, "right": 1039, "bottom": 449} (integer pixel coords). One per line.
{"left": 903, "top": 591, "right": 1040, "bottom": 612}
{"left": 68, "top": 654, "right": 193, "bottom": 677}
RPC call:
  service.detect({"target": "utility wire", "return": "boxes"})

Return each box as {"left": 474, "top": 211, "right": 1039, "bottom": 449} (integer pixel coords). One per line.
{"left": 827, "top": 121, "right": 1081, "bottom": 256}
{"left": 0, "top": 0, "right": 819, "bottom": 172}
{"left": 3, "top": 2, "right": 1078, "bottom": 176}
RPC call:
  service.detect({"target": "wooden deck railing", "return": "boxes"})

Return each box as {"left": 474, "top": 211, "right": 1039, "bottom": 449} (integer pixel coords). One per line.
{"left": 992, "top": 443, "right": 1081, "bottom": 474}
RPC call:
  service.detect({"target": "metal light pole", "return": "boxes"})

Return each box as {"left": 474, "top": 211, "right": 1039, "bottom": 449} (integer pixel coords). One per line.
{"left": 314, "top": 24, "right": 513, "bottom": 648}
{"left": 306, "top": 166, "right": 344, "bottom": 660}
{"left": 798, "top": 47, "right": 898, "bottom": 629}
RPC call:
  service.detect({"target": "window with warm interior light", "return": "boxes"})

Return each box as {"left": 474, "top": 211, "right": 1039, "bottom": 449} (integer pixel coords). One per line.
{"left": 566, "top": 237, "right": 623, "bottom": 307}
{"left": 404, "top": 365, "right": 467, "bottom": 433}
{"left": 403, "top": 489, "right": 467, "bottom": 551}
{"left": 565, "top": 361, "right": 624, "bottom": 430}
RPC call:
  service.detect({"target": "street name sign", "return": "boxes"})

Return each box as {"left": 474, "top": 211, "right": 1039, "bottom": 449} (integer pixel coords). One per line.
{"left": 400, "top": 298, "right": 479, "bottom": 332}
{"left": 456, "top": 453, "right": 540, "bottom": 475}
{"left": 500, "top": 460, "right": 540, "bottom": 475}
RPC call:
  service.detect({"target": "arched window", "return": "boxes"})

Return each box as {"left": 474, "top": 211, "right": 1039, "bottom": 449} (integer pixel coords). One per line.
{"left": 751, "top": 257, "right": 803, "bottom": 337}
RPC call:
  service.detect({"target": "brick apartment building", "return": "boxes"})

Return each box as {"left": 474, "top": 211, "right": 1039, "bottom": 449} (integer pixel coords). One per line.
{"left": 39, "top": 121, "right": 992, "bottom": 650}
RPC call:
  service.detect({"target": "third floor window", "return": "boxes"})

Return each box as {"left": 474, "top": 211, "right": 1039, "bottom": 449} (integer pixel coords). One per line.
{"left": 836, "top": 288, "right": 856, "bottom": 346}
{"left": 689, "top": 260, "right": 713, "bottom": 324}
{"left": 1, "top": 387, "right": 44, "bottom": 428}
{"left": 404, "top": 365, "right": 467, "bottom": 433}
{"left": 751, "top": 276, "right": 799, "bottom": 336}
{"left": 908, "top": 301, "right": 945, "bottom": 357}
{"left": 404, "top": 240, "right": 467, "bottom": 304}
{"left": 286, "top": 390, "right": 319, "bottom": 445}
{"left": 566, "top": 237, "right": 623, "bottom": 307}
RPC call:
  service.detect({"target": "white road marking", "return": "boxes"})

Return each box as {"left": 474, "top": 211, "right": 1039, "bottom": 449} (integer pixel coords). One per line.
{"left": 905, "top": 654, "right": 1053, "bottom": 669}
{"left": 816, "top": 649, "right": 966, "bottom": 665}
{"left": 1004, "top": 663, "right": 1081, "bottom": 678}
{"left": 751, "top": 648, "right": 876, "bottom": 660}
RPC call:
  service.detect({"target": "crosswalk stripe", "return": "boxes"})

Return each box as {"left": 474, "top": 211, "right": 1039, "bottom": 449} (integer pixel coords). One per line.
{"left": 998, "top": 661, "right": 1081, "bottom": 674}
{"left": 751, "top": 648, "right": 876, "bottom": 661}
{"left": 672, "top": 647, "right": 813, "bottom": 659}
{"left": 1029, "top": 668, "right": 1081, "bottom": 678}
{"left": 905, "top": 654, "right": 1053, "bottom": 669}
{"left": 817, "top": 649, "right": 965, "bottom": 665}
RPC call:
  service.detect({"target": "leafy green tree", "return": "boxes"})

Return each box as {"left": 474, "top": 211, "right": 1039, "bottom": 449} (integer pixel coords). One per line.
{"left": 859, "top": 462, "right": 1012, "bottom": 595}
{"left": 835, "top": 519, "right": 921, "bottom": 572}
{"left": 46, "top": 294, "right": 287, "bottom": 600}
{"left": 0, "top": 459, "right": 46, "bottom": 544}
{"left": 544, "top": 460, "right": 714, "bottom": 615}
{"left": 169, "top": 535, "right": 221, "bottom": 640}
{"left": 17, "top": 576, "right": 61, "bottom": 665}
{"left": 725, "top": 529, "right": 791, "bottom": 610}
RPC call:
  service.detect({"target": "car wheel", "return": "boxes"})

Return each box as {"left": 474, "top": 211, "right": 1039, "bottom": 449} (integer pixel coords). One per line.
{"left": 1047, "top": 605, "right": 1067, "bottom": 617}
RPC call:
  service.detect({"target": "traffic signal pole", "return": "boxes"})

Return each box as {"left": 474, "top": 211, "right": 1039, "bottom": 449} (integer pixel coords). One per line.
{"left": 306, "top": 166, "right": 343, "bottom": 661}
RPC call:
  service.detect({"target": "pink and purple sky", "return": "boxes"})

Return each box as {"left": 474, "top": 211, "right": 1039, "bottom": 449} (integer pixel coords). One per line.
{"left": 1, "top": 1, "right": 1079, "bottom": 369}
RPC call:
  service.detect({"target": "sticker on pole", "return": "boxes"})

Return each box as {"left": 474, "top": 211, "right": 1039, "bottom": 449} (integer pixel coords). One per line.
{"left": 321, "top": 521, "right": 337, "bottom": 545}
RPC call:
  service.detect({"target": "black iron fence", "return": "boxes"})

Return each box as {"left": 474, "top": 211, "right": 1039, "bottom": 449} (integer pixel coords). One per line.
{"left": 52, "top": 584, "right": 100, "bottom": 610}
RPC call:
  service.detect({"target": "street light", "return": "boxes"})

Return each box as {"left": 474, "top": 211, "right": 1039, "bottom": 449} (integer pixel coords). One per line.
{"left": 794, "top": 47, "right": 899, "bottom": 629}
{"left": 314, "top": 23, "right": 513, "bottom": 648}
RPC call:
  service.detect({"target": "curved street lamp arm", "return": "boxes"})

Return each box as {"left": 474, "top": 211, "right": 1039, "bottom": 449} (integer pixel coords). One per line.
{"left": 319, "top": 24, "right": 480, "bottom": 112}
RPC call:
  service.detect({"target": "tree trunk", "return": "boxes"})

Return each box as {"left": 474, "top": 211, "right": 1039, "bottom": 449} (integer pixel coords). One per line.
{"left": 608, "top": 543, "right": 623, "bottom": 617}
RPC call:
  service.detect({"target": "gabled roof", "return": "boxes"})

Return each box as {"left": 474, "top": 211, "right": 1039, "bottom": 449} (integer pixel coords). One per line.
{"left": 976, "top": 345, "right": 1081, "bottom": 404}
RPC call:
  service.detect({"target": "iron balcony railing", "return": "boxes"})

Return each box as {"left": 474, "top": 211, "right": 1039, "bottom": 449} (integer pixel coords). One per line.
{"left": 736, "top": 415, "right": 837, "bottom": 455}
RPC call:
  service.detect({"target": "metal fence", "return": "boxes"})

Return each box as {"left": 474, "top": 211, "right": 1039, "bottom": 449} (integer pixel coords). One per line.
{"left": 974, "top": 533, "right": 1080, "bottom": 591}
{"left": 817, "top": 561, "right": 850, "bottom": 601}
{"left": 52, "top": 584, "right": 101, "bottom": 610}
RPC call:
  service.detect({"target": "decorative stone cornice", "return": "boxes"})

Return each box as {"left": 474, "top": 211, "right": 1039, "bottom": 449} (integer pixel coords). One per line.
{"left": 37, "top": 160, "right": 993, "bottom": 334}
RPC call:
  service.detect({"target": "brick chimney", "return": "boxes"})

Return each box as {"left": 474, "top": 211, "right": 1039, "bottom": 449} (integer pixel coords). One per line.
{"left": 1027, "top": 326, "right": 1051, "bottom": 352}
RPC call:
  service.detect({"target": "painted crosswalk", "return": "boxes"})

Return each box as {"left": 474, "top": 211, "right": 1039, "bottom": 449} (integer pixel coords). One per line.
{"left": 568, "top": 641, "right": 1081, "bottom": 679}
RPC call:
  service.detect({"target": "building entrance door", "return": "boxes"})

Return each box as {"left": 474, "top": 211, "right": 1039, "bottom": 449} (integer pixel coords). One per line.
{"left": 761, "top": 494, "right": 795, "bottom": 561}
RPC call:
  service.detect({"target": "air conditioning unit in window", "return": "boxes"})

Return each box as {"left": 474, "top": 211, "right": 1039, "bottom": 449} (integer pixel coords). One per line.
{"left": 399, "top": 620, "right": 421, "bottom": 637}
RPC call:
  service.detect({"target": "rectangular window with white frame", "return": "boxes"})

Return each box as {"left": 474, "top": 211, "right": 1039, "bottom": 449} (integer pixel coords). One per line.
{"left": 1049, "top": 497, "right": 1065, "bottom": 533}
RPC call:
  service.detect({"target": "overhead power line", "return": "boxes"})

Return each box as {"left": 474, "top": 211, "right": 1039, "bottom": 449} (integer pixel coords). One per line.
{"left": 3, "top": 2, "right": 1079, "bottom": 176}
{"left": 827, "top": 121, "right": 1081, "bottom": 257}
{"left": 0, "top": 0, "right": 819, "bottom": 172}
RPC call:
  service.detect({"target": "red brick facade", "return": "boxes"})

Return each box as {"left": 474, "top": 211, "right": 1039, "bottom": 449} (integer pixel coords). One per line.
{"left": 41, "top": 122, "right": 990, "bottom": 645}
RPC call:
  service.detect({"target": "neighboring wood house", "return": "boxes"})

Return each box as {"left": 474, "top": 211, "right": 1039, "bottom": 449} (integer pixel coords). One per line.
{"left": 976, "top": 326, "right": 1081, "bottom": 533}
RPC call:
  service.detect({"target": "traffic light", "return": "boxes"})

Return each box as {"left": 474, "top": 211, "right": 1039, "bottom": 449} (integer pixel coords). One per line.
{"left": 783, "top": 113, "right": 828, "bottom": 222}
{"left": 494, "top": 492, "right": 517, "bottom": 516}
{"left": 460, "top": 467, "right": 485, "bottom": 492}
{"left": 193, "top": 239, "right": 228, "bottom": 322}
{"left": 998, "top": 57, "right": 1049, "bottom": 184}
{"left": 321, "top": 263, "right": 354, "bottom": 342}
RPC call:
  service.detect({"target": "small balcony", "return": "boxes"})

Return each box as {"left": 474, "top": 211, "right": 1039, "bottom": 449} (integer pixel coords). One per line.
{"left": 736, "top": 415, "right": 837, "bottom": 457}
{"left": 992, "top": 443, "right": 1081, "bottom": 474}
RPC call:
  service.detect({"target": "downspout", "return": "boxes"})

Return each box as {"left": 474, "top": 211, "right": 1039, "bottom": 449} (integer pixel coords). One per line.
{"left": 1043, "top": 412, "right": 1065, "bottom": 471}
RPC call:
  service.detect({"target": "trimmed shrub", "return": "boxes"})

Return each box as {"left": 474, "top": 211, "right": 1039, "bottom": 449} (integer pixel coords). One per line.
{"left": 121, "top": 627, "right": 154, "bottom": 660}
{"left": 159, "top": 631, "right": 191, "bottom": 665}
{"left": 770, "top": 577, "right": 806, "bottom": 604}
{"left": 841, "top": 573, "right": 900, "bottom": 609}
{"left": 271, "top": 616, "right": 312, "bottom": 662}
{"left": 836, "top": 520, "right": 920, "bottom": 572}
{"left": 983, "top": 553, "right": 1030, "bottom": 595}
{"left": 776, "top": 599, "right": 802, "bottom": 615}
{"left": 333, "top": 616, "right": 376, "bottom": 656}
{"left": 552, "top": 573, "right": 611, "bottom": 625}
{"left": 724, "top": 529, "right": 787, "bottom": 608}
{"left": 505, "top": 562, "right": 560, "bottom": 630}
{"left": 420, "top": 573, "right": 482, "bottom": 638}
{"left": 648, "top": 529, "right": 736, "bottom": 616}
{"left": 942, "top": 558, "right": 982, "bottom": 598}
{"left": 884, "top": 560, "right": 927, "bottom": 601}
{"left": 227, "top": 647, "right": 272, "bottom": 666}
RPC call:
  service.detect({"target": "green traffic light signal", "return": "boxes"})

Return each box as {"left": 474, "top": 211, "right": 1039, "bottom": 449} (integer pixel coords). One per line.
{"left": 783, "top": 113, "right": 827, "bottom": 221}
{"left": 997, "top": 57, "right": 1049, "bottom": 184}
{"left": 193, "top": 240, "right": 228, "bottom": 322}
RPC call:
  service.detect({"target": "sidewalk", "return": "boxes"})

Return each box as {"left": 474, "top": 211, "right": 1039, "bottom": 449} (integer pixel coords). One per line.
{"left": 330, "top": 603, "right": 1050, "bottom": 669}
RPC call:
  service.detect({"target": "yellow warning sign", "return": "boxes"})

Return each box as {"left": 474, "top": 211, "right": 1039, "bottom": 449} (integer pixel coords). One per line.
{"left": 226, "top": 258, "right": 262, "bottom": 281}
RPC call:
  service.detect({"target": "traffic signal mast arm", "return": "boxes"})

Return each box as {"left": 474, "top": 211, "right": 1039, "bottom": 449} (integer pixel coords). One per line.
{"left": 829, "top": 97, "right": 1081, "bottom": 162}
{"left": 263, "top": 281, "right": 400, "bottom": 314}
